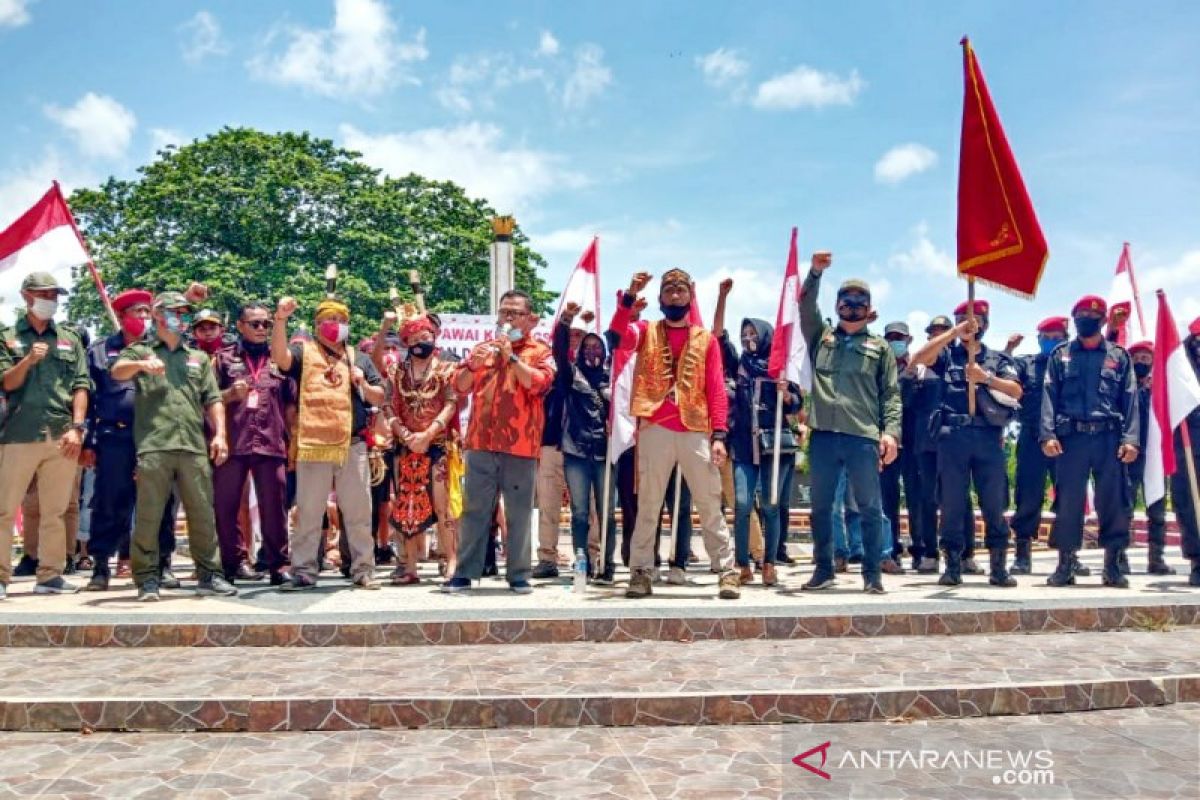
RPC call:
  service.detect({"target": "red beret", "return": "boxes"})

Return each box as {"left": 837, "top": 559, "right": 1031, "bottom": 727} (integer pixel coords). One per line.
{"left": 1189, "top": 317, "right": 1200, "bottom": 337}
{"left": 1128, "top": 340, "right": 1154, "bottom": 355}
{"left": 1036, "top": 316, "right": 1069, "bottom": 334}
{"left": 1072, "top": 295, "right": 1107, "bottom": 316}
{"left": 111, "top": 289, "right": 152, "bottom": 314}
{"left": 399, "top": 316, "right": 437, "bottom": 342}
{"left": 953, "top": 299, "right": 989, "bottom": 316}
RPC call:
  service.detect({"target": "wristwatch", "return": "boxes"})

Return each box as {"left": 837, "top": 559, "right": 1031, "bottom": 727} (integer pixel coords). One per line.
{"left": 710, "top": 430, "right": 728, "bottom": 443}
{"left": 70, "top": 421, "right": 87, "bottom": 433}
{"left": 508, "top": 353, "right": 519, "bottom": 364}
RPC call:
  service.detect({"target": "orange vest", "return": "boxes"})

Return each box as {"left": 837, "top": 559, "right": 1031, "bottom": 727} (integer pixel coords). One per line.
{"left": 630, "top": 321, "right": 712, "bottom": 433}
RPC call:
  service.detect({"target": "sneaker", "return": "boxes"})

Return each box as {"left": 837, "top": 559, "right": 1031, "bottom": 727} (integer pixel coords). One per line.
{"left": 593, "top": 570, "right": 616, "bottom": 587}
{"left": 509, "top": 580, "right": 534, "bottom": 595}
{"left": 269, "top": 570, "right": 292, "bottom": 586}
{"left": 666, "top": 566, "right": 688, "bottom": 585}
{"left": 863, "top": 578, "right": 886, "bottom": 594}
{"left": 801, "top": 572, "right": 836, "bottom": 591}
{"left": 85, "top": 572, "right": 110, "bottom": 592}
{"left": 391, "top": 572, "right": 420, "bottom": 586}
{"left": 353, "top": 575, "right": 382, "bottom": 590}
{"left": 441, "top": 576, "right": 472, "bottom": 594}
{"left": 13, "top": 555, "right": 38, "bottom": 577}
{"left": 197, "top": 574, "right": 239, "bottom": 597}
{"left": 847, "top": 554, "right": 863, "bottom": 565}
{"left": 159, "top": 569, "right": 181, "bottom": 590}
{"left": 717, "top": 570, "right": 742, "bottom": 600}
{"left": 961, "top": 557, "right": 984, "bottom": 575}
{"left": 34, "top": 576, "right": 80, "bottom": 595}
{"left": 137, "top": 580, "right": 161, "bottom": 602}
{"left": 625, "top": 569, "right": 653, "bottom": 598}
{"left": 281, "top": 574, "right": 318, "bottom": 592}
{"left": 531, "top": 561, "right": 559, "bottom": 579}
{"left": 63, "top": 557, "right": 77, "bottom": 575}
{"left": 230, "top": 563, "right": 265, "bottom": 582}
{"left": 915, "top": 557, "right": 940, "bottom": 574}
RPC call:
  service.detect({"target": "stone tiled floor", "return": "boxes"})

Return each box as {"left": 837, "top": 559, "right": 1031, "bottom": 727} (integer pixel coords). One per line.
{"left": 0, "top": 704, "right": 1195, "bottom": 798}
{"left": 2, "top": 628, "right": 1197, "bottom": 701}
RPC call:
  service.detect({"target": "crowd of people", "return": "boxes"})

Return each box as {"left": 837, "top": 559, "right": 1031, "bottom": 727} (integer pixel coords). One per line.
{"left": 2, "top": 253, "right": 1200, "bottom": 603}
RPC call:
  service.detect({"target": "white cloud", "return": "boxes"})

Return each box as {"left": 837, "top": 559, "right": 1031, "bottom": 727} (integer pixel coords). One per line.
{"left": 563, "top": 44, "right": 611, "bottom": 109}
{"left": 752, "top": 65, "right": 864, "bottom": 110}
{"left": 887, "top": 222, "right": 955, "bottom": 278}
{"left": 149, "top": 127, "right": 186, "bottom": 156}
{"left": 249, "top": 0, "right": 427, "bottom": 98}
{"left": 537, "top": 30, "right": 559, "bottom": 57}
{"left": 179, "top": 10, "right": 229, "bottom": 64}
{"left": 0, "top": 0, "right": 32, "bottom": 28}
{"left": 1138, "top": 248, "right": 1200, "bottom": 334}
{"left": 436, "top": 52, "right": 544, "bottom": 113}
{"left": 532, "top": 224, "right": 622, "bottom": 255}
{"left": 906, "top": 310, "right": 932, "bottom": 339}
{"left": 874, "top": 143, "right": 938, "bottom": 184}
{"left": 695, "top": 47, "right": 748, "bottom": 89}
{"left": 340, "top": 122, "right": 587, "bottom": 212}
{"left": 44, "top": 93, "right": 137, "bottom": 159}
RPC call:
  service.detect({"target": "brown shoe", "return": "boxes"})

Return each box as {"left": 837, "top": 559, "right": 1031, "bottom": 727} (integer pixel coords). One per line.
{"left": 738, "top": 565, "right": 754, "bottom": 585}
{"left": 625, "top": 569, "right": 653, "bottom": 598}
{"left": 718, "top": 570, "right": 741, "bottom": 600}
{"left": 761, "top": 563, "right": 778, "bottom": 587}
{"left": 880, "top": 559, "right": 905, "bottom": 575}
{"left": 834, "top": 557, "right": 848, "bottom": 573}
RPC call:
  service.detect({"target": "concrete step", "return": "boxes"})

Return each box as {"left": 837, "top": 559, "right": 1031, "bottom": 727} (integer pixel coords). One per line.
{"left": 2, "top": 628, "right": 1198, "bottom": 732}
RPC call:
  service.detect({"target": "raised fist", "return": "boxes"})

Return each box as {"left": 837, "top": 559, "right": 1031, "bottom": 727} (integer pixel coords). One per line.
{"left": 628, "top": 272, "right": 653, "bottom": 295}
{"left": 563, "top": 301, "right": 582, "bottom": 319}
{"left": 381, "top": 310, "right": 397, "bottom": 331}
{"left": 811, "top": 252, "right": 832, "bottom": 273}
{"left": 277, "top": 297, "right": 298, "bottom": 319}
{"left": 718, "top": 278, "right": 734, "bottom": 296}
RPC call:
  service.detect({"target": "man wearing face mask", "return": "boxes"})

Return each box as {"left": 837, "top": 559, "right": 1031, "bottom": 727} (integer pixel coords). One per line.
{"left": 191, "top": 310, "right": 230, "bottom": 358}
{"left": 444, "top": 290, "right": 556, "bottom": 594}
{"left": 272, "top": 295, "right": 385, "bottom": 591}
{"left": 1007, "top": 316, "right": 1070, "bottom": 576}
{"left": 111, "top": 292, "right": 236, "bottom": 601}
{"left": 212, "top": 302, "right": 295, "bottom": 585}
{"left": 801, "top": 255, "right": 901, "bottom": 594}
{"left": 1175, "top": 321, "right": 1200, "bottom": 587}
{"left": 912, "top": 300, "right": 1022, "bottom": 588}
{"left": 81, "top": 289, "right": 179, "bottom": 591}
{"left": 879, "top": 321, "right": 918, "bottom": 573}
{"left": 1124, "top": 341, "right": 1175, "bottom": 576}
{"left": 612, "top": 269, "right": 738, "bottom": 600}
{"left": 0, "top": 272, "right": 90, "bottom": 598}
{"left": 1040, "top": 295, "right": 1140, "bottom": 588}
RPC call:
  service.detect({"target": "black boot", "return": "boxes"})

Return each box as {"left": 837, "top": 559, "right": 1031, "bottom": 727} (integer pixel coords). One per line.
{"left": 1147, "top": 544, "right": 1177, "bottom": 575}
{"left": 1190, "top": 559, "right": 1200, "bottom": 588}
{"left": 1046, "top": 550, "right": 1075, "bottom": 587}
{"left": 938, "top": 550, "right": 963, "bottom": 586}
{"left": 1102, "top": 547, "right": 1130, "bottom": 588}
{"left": 1009, "top": 539, "right": 1032, "bottom": 575}
{"left": 1117, "top": 549, "right": 1131, "bottom": 576}
{"left": 1071, "top": 552, "right": 1091, "bottom": 577}
{"left": 989, "top": 548, "right": 1017, "bottom": 587}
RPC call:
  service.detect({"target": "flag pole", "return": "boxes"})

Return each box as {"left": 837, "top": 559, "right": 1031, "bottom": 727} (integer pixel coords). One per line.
{"left": 54, "top": 181, "right": 118, "bottom": 330}
{"left": 1180, "top": 425, "right": 1200, "bottom": 541}
{"left": 770, "top": 385, "right": 784, "bottom": 504}
{"left": 598, "top": 455, "right": 612, "bottom": 576}
{"left": 668, "top": 468, "right": 682, "bottom": 569}
{"left": 966, "top": 276, "right": 978, "bottom": 416}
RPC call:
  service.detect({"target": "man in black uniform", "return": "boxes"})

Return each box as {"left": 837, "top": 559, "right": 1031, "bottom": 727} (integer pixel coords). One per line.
{"left": 911, "top": 299, "right": 1022, "bottom": 587}
{"left": 83, "top": 289, "right": 178, "bottom": 591}
{"left": 880, "top": 321, "right": 917, "bottom": 572}
{"left": 1007, "top": 316, "right": 1070, "bottom": 575}
{"left": 911, "top": 315, "right": 950, "bottom": 573}
{"left": 1041, "top": 295, "right": 1140, "bottom": 588}
{"left": 1174, "top": 320, "right": 1200, "bottom": 587}
{"left": 1125, "top": 340, "right": 1175, "bottom": 575}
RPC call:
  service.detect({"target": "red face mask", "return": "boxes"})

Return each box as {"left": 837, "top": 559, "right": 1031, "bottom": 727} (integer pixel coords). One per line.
{"left": 318, "top": 320, "right": 349, "bottom": 344}
{"left": 120, "top": 315, "right": 147, "bottom": 339}
{"left": 197, "top": 337, "right": 223, "bottom": 354}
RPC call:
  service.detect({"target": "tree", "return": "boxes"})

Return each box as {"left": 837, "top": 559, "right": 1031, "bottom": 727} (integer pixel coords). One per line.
{"left": 66, "top": 128, "right": 553, "bottom": 337}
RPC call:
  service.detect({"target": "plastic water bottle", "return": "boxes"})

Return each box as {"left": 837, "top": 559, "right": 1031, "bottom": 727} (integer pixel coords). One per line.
{"left": 573, "top": 548, "right": 588, "bottom": 593}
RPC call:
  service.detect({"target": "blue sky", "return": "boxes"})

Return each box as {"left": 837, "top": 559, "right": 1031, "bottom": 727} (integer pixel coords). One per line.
{"left": 2, "top": 0, "right": 1198, "bottom": 349}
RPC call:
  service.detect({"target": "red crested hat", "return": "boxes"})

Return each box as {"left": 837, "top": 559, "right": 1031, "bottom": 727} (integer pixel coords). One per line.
{"left": 111, "top": 289, "right": 152, "bottom": 314}
{"left": 1072, "top": 295, "right": 1107, "bottom": 316}
{"left": 1127, "top": 340, "right": 1154, "bottom": 355}
{"left": 1189, "top": 317, "right": 1200, "bottom": 337}
{"left": 953, "top": 299, "right": 989, "bottom": 316}
{"left": 1036, "top": 316, "right": 1069, "bottom": 334}
{"left": 399, "top": 315, "right": 437, "bottom": 342}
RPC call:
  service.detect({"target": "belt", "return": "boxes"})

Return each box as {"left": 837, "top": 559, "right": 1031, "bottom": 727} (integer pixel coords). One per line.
{"left": 945, "top": 414, "right": 997, "bottom": 428}
{"left": 1069, "top": 420, "right": 1119, "bottom": 434}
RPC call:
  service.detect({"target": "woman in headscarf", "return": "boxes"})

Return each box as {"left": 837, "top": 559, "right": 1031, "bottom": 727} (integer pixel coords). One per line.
{"left": 730, "top": 318, "right": 803, "bottom": 587}
{"left": 555, "top": 302, "right": 618, "bottom": 584}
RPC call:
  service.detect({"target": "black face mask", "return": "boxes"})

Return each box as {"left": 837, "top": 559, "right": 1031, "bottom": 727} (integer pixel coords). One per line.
{"left": 837, "top": 294, "right": 869, "bottom": 322}
{"left": 242, "top": 340, "right": 269, "bottom": 356}
{"left": 660, "top": 302, "right": 690, "bottom": 322}
{"left": 409, "top": 342, "right": 435, "bottom": 359}
{"left": 1133, "top": 362, "right": 1151, "bottom": 380}
{"left": 1074, "top": 316, "right": 1103, "bottom": 338}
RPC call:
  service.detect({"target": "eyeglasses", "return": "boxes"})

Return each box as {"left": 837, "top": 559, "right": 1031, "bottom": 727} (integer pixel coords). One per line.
{"left": 244, "top": 320, "right": 273, "bottom": 330}
{"left": 497, "top": 308, "right": 528, "bottom": 320}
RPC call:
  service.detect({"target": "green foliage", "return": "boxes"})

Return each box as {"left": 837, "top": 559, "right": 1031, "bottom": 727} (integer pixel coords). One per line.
{"left": 66, "top": 128, "right": 553, "bottom": 337}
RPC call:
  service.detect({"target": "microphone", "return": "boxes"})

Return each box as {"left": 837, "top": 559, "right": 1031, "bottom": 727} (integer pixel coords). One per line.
{"left": 491, "top": 323, "right": 513, "bottom": 354}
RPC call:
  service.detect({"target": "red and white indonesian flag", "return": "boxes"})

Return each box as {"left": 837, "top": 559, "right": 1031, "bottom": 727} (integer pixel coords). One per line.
{"left": 1145, "top": 290, "right": 1200, "bottom": 505}
{"left": 767, "top": 227, "right": 812, "bottom": 391}
{"left": 1107, "top": 242, "right": 1147, "bottom": 344}
{"left": 607, "top": 289, "right": 638, "bottom": 463}
{"left": 554, "top": 236, "right": 602, "bottom": 333}
{"left": 0, "top": 183, "right": 90, "bottom": 281}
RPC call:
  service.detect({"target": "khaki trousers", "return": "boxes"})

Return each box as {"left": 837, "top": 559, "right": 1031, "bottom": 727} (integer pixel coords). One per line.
{"left": 0, "top": 441, "right": 76, "bottom": 583}
{"left": 20, "top": 468, "right": 83, "bottom": 566}
{"left": 535, "top": 446, "right": 566, "bottom": 563}
{"left": 630, "top": 425, "right": 732, "bottom": 572}
{"left": 293, "top": 442, "right": 375, "bottom": 582}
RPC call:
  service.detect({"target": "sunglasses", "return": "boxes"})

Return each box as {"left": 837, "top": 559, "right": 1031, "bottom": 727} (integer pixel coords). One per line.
{"left": 244, "top": 320, "right": 273, "bottom": 330}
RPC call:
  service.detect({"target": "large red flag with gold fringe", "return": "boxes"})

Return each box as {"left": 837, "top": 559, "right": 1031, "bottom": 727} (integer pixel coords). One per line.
{"left": 957, "top": 38, "right": 1048, "bottom": 298}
